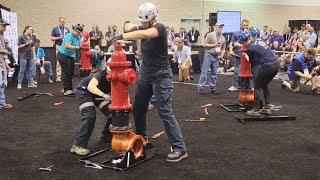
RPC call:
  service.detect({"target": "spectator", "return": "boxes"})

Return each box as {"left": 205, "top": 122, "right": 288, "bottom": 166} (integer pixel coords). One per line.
{"left": 17, "top": 26, "right": 37, "bottom": 89}
{"left": 289, "top": 33, "right": 298, "bottom": 50}
{"left": 306, "top": 26, "right": 317, "bottom": 47}
{"left": 270, "top": 41, "right": 282, "bottom": 59}
{"left": 261, "top": 26, "right": 272, "bottom": 45}
{"left": 171, "top": 38, "right": 192, "bottom": 82}
{"left": 298, "top": 24, "right": 307, "bottom": 38}
{"left": 204, "top": 26, "right": 213, "bottom": 38}
{"left": 198, "top": 23, "right": 226, "bottom": 94}
{"left": 176, "top": 27, "right": 188, "bottom": 45}
{"left": 270, "top": 29, "right": 284, "bottom": 47}
{"left": 278, "top": 42, "right": 293, "bottom": 71}
{"left": 4, "top": 39, "right": 19, "bottom": 82}
{"left": 0, "top": 18, "right": 12, "bottom": 109}
{"left": 89, "top": 25, "right": 103, "bottom": 48}
{"left": 111, "top": 25, "right": 120, "bottom": 37}
{"left": 187, "top": 24, "right": 200, "bottom": 46}
{"left": 34, "top": 39, "right": 54, "bottom": 83}
{"left": 293, "top": 27, "right": 299, "bottom": 34}
{"left": 50, "top": 17, "right": 70, "bottom": 82}
{"left": 166, "top": 26, "right": 175, "bottom": 47}
{"left": 105, "top": 25, "right": 112, "bottom": 48}
{"left": 283, "top": 27, "right": 292, "bottom": 43}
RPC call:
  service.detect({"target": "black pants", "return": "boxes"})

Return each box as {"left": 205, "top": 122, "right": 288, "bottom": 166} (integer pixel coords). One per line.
{"left": 73, "top": 90, "right": 112, "bottom": 147}
{"left": 57, "top": 52, "right": 74, "bottom": 91}
{"left": 254, "top": 63, "right": 278, "bottom": 109}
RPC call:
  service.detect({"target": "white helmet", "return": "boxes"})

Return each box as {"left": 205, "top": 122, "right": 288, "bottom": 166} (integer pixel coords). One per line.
{"left": 137, "top": 2, "right": 158, "bottom": 22}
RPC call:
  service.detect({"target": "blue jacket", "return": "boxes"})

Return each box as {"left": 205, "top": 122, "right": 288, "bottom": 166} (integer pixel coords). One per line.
{"left": 287, "top": 53, "right": 314, "bottom": 78}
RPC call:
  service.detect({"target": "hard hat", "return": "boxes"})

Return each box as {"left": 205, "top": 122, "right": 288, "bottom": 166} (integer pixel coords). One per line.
{"left": 72, "top": 24, "right": 84, "bottom": 33}
{"left": 137, "top": 2, "right": 158, "bottom": 22}
{"left": 249, "top": 27, "right": 260, "bottom": 38}
{"left": 238, "top": 31, "right": 250, "bottom": 43}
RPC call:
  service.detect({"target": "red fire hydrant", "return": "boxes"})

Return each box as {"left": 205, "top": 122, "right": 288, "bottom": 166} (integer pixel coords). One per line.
{"left": 238, "top": 45, "right": 254, "bottom": 104}
{"left": 106, "top": 43, "right": 146, "bottom": 158}
{"left": 79, "top": 31, "right": 92, "bottom": 78}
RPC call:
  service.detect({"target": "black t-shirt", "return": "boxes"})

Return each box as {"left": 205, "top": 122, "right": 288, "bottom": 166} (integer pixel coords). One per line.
{"left": 77, "top": 70, "right": 111, "bottom": 98}
{"left": 246, "top": 39, "right": 276, "bottom": 68}
{"left": 89, "top": 31, "right": 103, "bottom": 48}
{"left": 141, "top": 23, "right": 169, "bottom": 73}
{"left": 18, "top": 34, "right": 35, "bottom": 59}
{"left": 188, "top": 30, "right": 200, "bottom": 43}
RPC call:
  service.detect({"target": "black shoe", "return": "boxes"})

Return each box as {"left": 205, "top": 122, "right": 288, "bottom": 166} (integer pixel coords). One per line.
{"left": 189, "top": 76, "right": 194, "bottom": 80}
{"left": 311, "top": 88, "right": 320, "bottom": 95}
{"left": 210, "top": 89, "right": 220, "bottom": 94}
{"left": 166, "top": 150, "right": 188, "bottom": 163}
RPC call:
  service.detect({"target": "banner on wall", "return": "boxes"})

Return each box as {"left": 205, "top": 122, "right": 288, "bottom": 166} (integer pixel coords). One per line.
{"left": 1, "top": 8, "right": 18, "bottom": 63}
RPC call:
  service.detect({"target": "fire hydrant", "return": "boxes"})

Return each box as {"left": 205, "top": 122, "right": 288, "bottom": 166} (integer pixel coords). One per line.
{"left": 79, "top": 31, "right": 92, "bottom": 78}
{"left": 106, "top": 43, "right": 146, "bottom": 158}
{"left": 238, "top": 45, "right": 254, "bottom": 105}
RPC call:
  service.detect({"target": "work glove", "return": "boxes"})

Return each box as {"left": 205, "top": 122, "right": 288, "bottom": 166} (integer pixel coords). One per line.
{"left": 102, "top": 94, "right": 111, "bottom": 102}
{"left": 108, "top": 34, "right": 123, "bottom": 44}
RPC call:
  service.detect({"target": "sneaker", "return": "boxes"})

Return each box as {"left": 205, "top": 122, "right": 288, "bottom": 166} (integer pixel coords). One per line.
{"left": 246, "top": 109, "right": 260, "bottom": 116}
{"left": 228, "top": 86, "right": 238, "bottom": 91}
{"left": 311, "top": 88, "right": 320, "bottom": 95}
{"left": 64, "top": 90, "right": 75, "bottom": 96}
{"left": 148, "top": 103, "right": 155, "bottom": 110}
{"left": 48, "top": 78, "right": 53, "bottom": 84}
{"left": 210, "top": 89, "right": 220, "bottom": 94}
{"left": 28, "top": 83, "right": 37, "bottom": 88}
{"left": 260, "top": 107, "right": 272, "bottom": 115}
{"left": 166, "top": 150, "right": 188, "bottom": 163}
{"left": 56, "top": 79, "right": 61, "bottom": 82}
{"left": 0, "top": 103, "right": 13, "bottom": 109}
{"left": 198, "top": 88, "right": 205, "bottom": 94}
{"left": 17, "top": 84, "right": 22, "bottom": 89}
{"left": 33, "top": 78, "right": 38, "bottom": 85}
{"left": 189, "top": 76, "right": 194, "bottom": 80}
{"left": 70, "top": 145, "right": 90, "bottom": 156}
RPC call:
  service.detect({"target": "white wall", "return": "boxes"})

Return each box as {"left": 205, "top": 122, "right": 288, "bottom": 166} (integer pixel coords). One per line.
{"left": 1, "top": 0, "right": 320, "bottom": 46}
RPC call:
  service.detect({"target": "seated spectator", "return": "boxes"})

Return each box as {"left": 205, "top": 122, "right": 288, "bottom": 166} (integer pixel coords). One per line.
{"left": 171, "top": 38, "right": 192, "bottom": 82}
{"left": 289, "top": 33, "right": 298, "bottom": 50}
{"left": 270, "top": 41, "right": 282, "bottom": 58}
{"left": 282, "top": 48, "right": 320, "bottom": 94}
{"left": 294, "top": 40, "right": 305, "bottom": 52}
{"left": 4, "top": 39, "right": 19, "bottom": 82}
{"left": 278, "top": 42, "right": 293, "bottom": 71}
{"left": 301, "top": 35, "right": 311, "bottom": 48}
{"left": 33, "top": 39, "right": 54, "bottom": 83}
{"left": 270, "top": 29, "right": 284, "bottom": 47}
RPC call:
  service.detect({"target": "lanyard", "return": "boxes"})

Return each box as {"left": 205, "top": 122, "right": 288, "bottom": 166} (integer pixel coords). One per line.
{"left": 191, "top": 30, "right": 195, "bottom": 36}
{"left": 57, "top": 26, "right": 65, "bottom": 36}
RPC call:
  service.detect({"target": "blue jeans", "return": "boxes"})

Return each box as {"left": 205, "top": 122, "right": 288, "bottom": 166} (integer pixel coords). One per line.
{"left": 198, "top": 52, "right": 219, "bottom": 90}
{"left": 133, "top": 68, "right": 187, "bottom": 152}
{"left": 0, "top": 70, "right": 7, "bottom": 107}
{"left": 32, "top": 61, "right": 53, "bottom": 77}
{"left": 18, "top": 58, "right": 33, "bottom": 85}
{"left": 231, "top": 56, "right": 241, "bottom": 87}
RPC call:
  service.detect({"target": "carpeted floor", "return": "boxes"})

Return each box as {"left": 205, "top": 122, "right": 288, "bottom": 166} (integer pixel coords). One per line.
{"left": 1, "top": 73, "right": 320, "bottom": 180}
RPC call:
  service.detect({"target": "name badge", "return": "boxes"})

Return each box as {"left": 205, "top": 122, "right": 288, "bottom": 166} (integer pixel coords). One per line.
{"left": 191, "top": 35, "right": 195, "bottom": 41}
{"left": 215, "top": 47, "right": 221, "bottom": 53}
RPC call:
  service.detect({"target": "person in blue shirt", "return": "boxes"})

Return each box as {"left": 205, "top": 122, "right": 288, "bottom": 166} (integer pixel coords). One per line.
{"left": 282, "top": 48, "right": 320, "bottom": 94}
{"left": 33, "top": 39, "right": 53, "bottom": 83}
{"left": 239, "top": 30, "right": 278, "bottom": 116}
{"left": 57, "top": 24, "right": 82, "bottom": 96}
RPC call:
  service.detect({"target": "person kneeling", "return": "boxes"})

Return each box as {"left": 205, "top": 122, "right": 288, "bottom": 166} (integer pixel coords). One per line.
{"left": 282, "top": 48, "right": 320, "bottom": 95}
{"left": 70, "top": 50, "right": 112, "bottom": 156}
{"left": 172, "top": 38, "right": 192, "bottom": 82}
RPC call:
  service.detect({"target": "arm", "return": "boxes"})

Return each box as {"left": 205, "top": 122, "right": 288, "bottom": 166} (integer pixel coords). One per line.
{"left": 87, "top": 78, "right": 106, "bottom": 97}
{"left": 123, "top": 27, "right": 159, "bottom": 40}
{"left": 51, "top": 36, "right": 63, "bottom": 41}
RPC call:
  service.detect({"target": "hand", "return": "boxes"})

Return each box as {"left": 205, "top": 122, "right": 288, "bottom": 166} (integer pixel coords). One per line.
{"left": 26, "top": 41, "right": 32, "bottom": 45}
{"left": 229, "top": 50, "right": 235, "bottom": 55}
{"left": 307, "top": 74, "right": 314, "bottom": 80}
{"left": 6, "top": 64, "right": 10, "bottom": 72}
{"left": 102, "top": 94, "right": 111, "bottom": 102}
{"left": 1, "top": 49, "right": 10, "bottom": 55}
{"left": 215, "top": 42, "right": 221, "bottom": 47}
{"left": 108, "top": 35, "right": 123, "bottom": 44}
{"left": 60, "top": 35, "right": 64, "bottom": 40}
